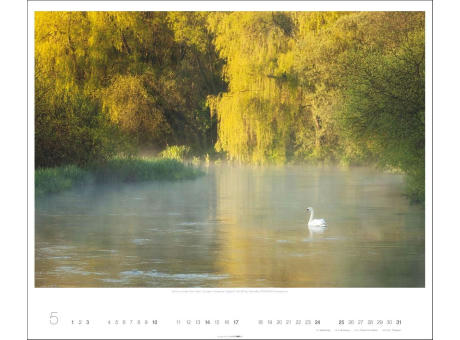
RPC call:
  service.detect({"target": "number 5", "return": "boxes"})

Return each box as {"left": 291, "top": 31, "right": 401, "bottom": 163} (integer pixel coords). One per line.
{"left": 50, "top": 312, "right": 59, "bottom": 325}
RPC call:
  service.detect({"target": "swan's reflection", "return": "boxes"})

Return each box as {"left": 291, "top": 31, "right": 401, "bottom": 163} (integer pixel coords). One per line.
{"left": 305, "top": 225, "right": 327, "bottom": 241}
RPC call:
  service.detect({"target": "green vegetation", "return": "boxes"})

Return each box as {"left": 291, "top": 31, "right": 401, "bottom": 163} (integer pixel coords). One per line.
{"left": 35, "top": 165, "right": 91, "bottom": 195}
{"left": 35, "top": 12, "right": 224, "bottom": 168}
{"left": 35, "top": 158, "right": 203, "bottom": 195}
{"left": 159, "top": 145, "right": 192, "bottom": 161}
{"left": 206, "top": 12, "right": 425, "bottom": 201}
{"left": 90, "top": 157, "right": 203, "bottom": 183}
{"left": 35, "top": 12, "right": 425, "bottom": 202}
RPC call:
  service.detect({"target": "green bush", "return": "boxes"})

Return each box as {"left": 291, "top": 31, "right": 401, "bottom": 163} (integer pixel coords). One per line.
{"left": 405, "top": 169, "right": 425, "bottom": 204}
{"left": 159, "top": 145, "right": 191, "bottom": 161}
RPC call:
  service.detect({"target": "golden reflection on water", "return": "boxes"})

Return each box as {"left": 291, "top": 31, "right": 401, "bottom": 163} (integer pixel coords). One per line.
{"left": 210, "top": 165, "right": 424, "bottom": 287}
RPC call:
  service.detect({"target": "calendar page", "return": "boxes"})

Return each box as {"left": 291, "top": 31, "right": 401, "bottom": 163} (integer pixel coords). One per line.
{"left": 28, "top": 1, "right": 432, "bottom": 339}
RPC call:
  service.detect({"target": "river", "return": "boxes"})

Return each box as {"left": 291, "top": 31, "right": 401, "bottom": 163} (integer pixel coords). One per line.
{"left": 35, "top": 164, "right": 424, "bottom": 287}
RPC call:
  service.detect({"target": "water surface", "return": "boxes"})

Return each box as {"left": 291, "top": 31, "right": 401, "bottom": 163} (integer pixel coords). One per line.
{"left": 35, "top": 165, "right": 424, "bottom": 287}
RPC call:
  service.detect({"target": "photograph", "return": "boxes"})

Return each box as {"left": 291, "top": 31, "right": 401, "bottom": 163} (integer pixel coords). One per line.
{"left": 34, "top": 10, "right": 425, "bottom": 289}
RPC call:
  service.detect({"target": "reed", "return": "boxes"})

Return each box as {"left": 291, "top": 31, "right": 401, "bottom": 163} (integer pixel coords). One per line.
{"left": 35, "top": 158, "right": 203, "bottom": 195}
{"left": 35, "top": 165, "right": 91, "bottom": 195}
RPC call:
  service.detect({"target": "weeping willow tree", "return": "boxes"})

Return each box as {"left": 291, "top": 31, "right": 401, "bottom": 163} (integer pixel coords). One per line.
{"left": 35, "top": 12, "right": 124, "bottom": 167}
{"left": 207, "top": 12, "right": 301, "bottom": 164}
{"left": 207, "top": 12, "right": 350, "bottom": 163}
{"left": 35, "top": 11, "right": 225, "bottom": 167}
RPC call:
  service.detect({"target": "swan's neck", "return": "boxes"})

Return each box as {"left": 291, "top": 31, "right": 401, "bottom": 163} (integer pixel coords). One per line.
{"left": 308, "top": 209, "right": 314, "bottom": 223}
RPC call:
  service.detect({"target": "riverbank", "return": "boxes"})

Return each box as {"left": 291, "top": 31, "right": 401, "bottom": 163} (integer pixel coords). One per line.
{"left": 35, "top": 158, "right": 204, "bottom": 196}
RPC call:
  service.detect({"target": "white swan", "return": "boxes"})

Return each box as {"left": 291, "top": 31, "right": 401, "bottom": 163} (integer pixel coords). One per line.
{"left": 306, "top": 207, "right": 327, "bottom": 228}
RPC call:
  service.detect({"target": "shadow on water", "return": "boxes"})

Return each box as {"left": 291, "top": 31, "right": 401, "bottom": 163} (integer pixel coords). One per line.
{"left": 35, "top": 164, "right": 424, "bottom": 287}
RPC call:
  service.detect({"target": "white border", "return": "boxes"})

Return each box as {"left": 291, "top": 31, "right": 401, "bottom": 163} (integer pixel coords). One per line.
{"left": 27, "top": 1, "right": 433, "bottom": 339}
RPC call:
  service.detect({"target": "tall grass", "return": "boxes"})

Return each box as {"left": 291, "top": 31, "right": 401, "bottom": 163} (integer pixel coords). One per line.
{"left": 35, "top": 158, "right": 204, "bottom": 196}
{"left": 91, "top": 157, "right": 203, "bottom": 183}
{"left": 35, "top": 165, "right": 91, "bottom": 196}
